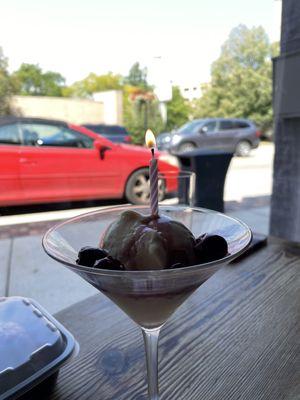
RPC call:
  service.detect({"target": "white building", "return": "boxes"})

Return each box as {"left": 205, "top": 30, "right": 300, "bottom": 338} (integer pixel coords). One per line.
{"left": 178, "top": 84, "right": 202, "bottom": 101}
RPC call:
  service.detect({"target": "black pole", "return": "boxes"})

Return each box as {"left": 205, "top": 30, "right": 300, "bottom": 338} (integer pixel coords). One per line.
{"left": 280, "top": 0, "right": 300, "bottom": 53}
{"left": 270, "top": 0, "right": 300, "bottom": 241}
{"left": 144, "top": 100, "right": 148, "bottom": 130}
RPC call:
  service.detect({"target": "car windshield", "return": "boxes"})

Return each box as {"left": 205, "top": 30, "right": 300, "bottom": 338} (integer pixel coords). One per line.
{"left": 177, "top": 120, "right": 204, "bottom": 134}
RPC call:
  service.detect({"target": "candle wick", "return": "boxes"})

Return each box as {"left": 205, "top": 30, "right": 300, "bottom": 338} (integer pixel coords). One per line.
{"left": 151, "top": 148, "right": 155, "bottom": 158}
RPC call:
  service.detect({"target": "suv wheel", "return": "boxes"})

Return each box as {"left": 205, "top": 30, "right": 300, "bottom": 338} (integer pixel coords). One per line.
{"left": 235, "top": 140, "right": 251, "bottom": 157}
{"left": 178, "top": 142, "right": 196, "bottom": 153}
{"left": 125, "top": 168, "right": 166, "bottom": 205}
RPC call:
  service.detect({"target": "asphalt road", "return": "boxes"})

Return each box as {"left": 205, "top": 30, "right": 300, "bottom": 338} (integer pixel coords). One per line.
{"left": 224, "top": 142, "right": 274, "bottom": 202}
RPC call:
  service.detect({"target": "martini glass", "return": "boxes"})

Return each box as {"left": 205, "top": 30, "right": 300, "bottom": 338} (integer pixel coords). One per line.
{"left": 43, "top": 205, "right": 252, "bottom": 400}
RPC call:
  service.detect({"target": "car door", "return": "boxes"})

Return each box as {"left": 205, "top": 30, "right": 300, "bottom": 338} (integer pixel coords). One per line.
{"left": 19, "top": 122, "right": 120, "bottom": 203}
{"left": 215, "top": 120, "right": 238, "bottom": 151}
{"left": 196, "top": 120, "right": 218, "bottom": 149}
{"left": 0, "top": 123, "right": 23, "bottom": 206}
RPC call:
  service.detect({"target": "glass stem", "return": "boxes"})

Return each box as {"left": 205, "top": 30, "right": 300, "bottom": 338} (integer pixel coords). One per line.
{"left": 142, "top": 328, "right": 161, "bottom": 400}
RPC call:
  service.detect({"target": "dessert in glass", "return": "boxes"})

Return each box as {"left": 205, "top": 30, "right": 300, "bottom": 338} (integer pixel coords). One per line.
{"left": 44, "top": 129, "right": 251, "bottom": 399}
{"left": 43, "top": 201, "right": 251, "bottom": 399}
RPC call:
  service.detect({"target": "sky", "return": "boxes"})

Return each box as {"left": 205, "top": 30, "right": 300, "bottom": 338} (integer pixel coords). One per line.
{"left": 0, "top": 0, "right": 282, "bottom": 88}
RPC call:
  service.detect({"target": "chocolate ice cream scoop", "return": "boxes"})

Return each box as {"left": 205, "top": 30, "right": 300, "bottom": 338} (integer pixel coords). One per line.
{"left": 100, "top": 210, "right": 196, "bottom": 270}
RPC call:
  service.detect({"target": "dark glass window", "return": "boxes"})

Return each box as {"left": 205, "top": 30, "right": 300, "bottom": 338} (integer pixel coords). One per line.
{"left": 202, "top": 121, "right": 217, "bottom": 133}
{"left": 220, "top": 120, "right": 234, "bottom": 130}
{"left": 178, "top": 120, "right": 204, "bottom": 134}
{"left": 21, "top": 124, "right": 94, "bottom": 148}
{"left": 0, "top": 124, "right": 21, "bottom": 145}
{"left": 85, "top": 124, "right": 127, "bottom": 135}
{"left": 233, "top": 121, "right": 250, "bottom": 129}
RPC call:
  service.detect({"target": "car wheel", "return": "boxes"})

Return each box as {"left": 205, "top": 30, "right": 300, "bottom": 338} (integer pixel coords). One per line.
{"left": 178, "top": 142, "right": 196, "bottom": 153}
{"left": 125, "top": 168, "right": 166, "bottom": 205}
{"left": 235, "top": 140, "right": 251, "bottom": 157}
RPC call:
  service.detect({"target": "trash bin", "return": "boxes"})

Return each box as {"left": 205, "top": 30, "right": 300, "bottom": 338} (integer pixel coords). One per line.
{"left": 177, "top": 149, "right": 233, "bottom": 212}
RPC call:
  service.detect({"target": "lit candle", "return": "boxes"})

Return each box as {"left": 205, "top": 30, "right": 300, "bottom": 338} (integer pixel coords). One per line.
{"left": 145, "top": 129, "right": 159, "bottom": 217}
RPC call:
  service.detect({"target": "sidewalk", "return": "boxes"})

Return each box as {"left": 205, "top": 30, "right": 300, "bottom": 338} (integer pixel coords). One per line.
{"left": 0, "top": 204, "right": 270, "bottom": 314}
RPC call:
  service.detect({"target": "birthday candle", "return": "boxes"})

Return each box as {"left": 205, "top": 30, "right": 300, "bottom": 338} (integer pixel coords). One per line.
{"left": 145, "top": 129, "right": 159, "bottom": 217}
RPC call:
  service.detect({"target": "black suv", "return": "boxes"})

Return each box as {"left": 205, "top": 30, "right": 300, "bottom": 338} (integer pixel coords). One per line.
{"left": 157, "top": 118, "right": 261, "bottom": 156}
{"left": 83, "top": 124, "right": 131, "bottom": 144}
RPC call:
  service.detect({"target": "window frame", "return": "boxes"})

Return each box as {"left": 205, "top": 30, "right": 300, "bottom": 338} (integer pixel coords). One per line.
{"left": 218, "top": 119, "right": 235, "bottom": 131}
{"left": 0, "top": 123, "right": 22, "bottom": 146}
{"left": 201, "top": 120, "right": 218, "bottom": 134}
{"left": 19, "top": 123, "right": 95, "bottom": 149}
{"left": 233, "top": 120, "right": 251, "bottom": 129}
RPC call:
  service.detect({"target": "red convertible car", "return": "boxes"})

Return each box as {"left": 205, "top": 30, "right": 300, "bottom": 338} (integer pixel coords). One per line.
{"left": 0, "top": 117, "right": 179, "bottom": 206}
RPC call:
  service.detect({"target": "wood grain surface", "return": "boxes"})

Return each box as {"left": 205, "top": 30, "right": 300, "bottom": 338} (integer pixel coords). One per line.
{"left": 24, "top": 238, "right": 300, "bottom": 400}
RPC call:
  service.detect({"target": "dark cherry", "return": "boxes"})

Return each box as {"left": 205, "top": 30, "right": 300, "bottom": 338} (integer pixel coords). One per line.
{"left": 76, "top": 246, "right": 108, "bottom": 267}
{"left": 195, "top": 234, "right": 228, "bottom": 263}
{"left": 169, "top": 250, "right": 190, "bottom": 266}
{"left": 94, "top": 257, "right": 124, "bottom": 270}
{"left": 107, "top": 256, "right": 123, "bottom": 269}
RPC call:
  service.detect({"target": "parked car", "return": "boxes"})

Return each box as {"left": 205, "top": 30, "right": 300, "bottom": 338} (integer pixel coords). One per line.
{"left": 0, "top": 117, "right": 179, "bottom": 207}
{"left": 83, "top": 124, "right": 132, "bottom": 143}
{"left": 157, "top": 118, "right": 261, "bottom": 156}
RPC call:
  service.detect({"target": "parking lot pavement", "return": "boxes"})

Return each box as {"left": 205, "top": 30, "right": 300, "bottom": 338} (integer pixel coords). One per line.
{"left": 7, "top": 235, "right": 97, "bottom": 313}
{"left": 0, "top": 206, "right": 106, "bottom": 228}
{"left": 228, "top": 206, "right": 270, "bottom": 235}
{"left": 225, "top": 142, "right": 274, "bottom": 202}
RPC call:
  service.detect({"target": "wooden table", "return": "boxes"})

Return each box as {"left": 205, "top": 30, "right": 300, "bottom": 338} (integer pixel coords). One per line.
{"left": 30, "top": 238, "right": 300, "bottom": 399}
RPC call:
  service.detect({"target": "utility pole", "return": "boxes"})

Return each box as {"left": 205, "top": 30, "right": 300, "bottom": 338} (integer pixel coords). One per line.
{"left": 270, "top": 0, "right": 300, "bottom": 241}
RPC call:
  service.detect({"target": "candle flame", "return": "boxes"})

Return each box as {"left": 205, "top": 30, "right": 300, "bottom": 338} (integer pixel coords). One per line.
{"left": 145, "top": 129, "right": 156, "bottom": 149}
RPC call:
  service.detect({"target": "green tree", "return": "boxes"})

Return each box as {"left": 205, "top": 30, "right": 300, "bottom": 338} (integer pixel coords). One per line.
{"left": 166, "top": 86, "right": 191, "bottom": 130}
{"left": 63, "top": 72, "right": 122, "bottom": 98}
{"left": 41, "top": 71, "right": 65, "bottom": 96}
{"left": 123, "top": 86, "right": 163, "bottom": 144}
{"left": 0, "top": 47, "right": 14, "bottom": 115}
{"left": 124, "top": 62, "right": 149, "bottom": 89}
{"left": 62, "top": 64, "right": 161, "bottom": 143}
{"left": 123, "top": 63, "right": 162, "bottom": 143}
{"left": 193, "top": 25, "right": 279, "bottom": 132}
{"left": 13, "top": 63, "right": 65, "bottom": 96}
